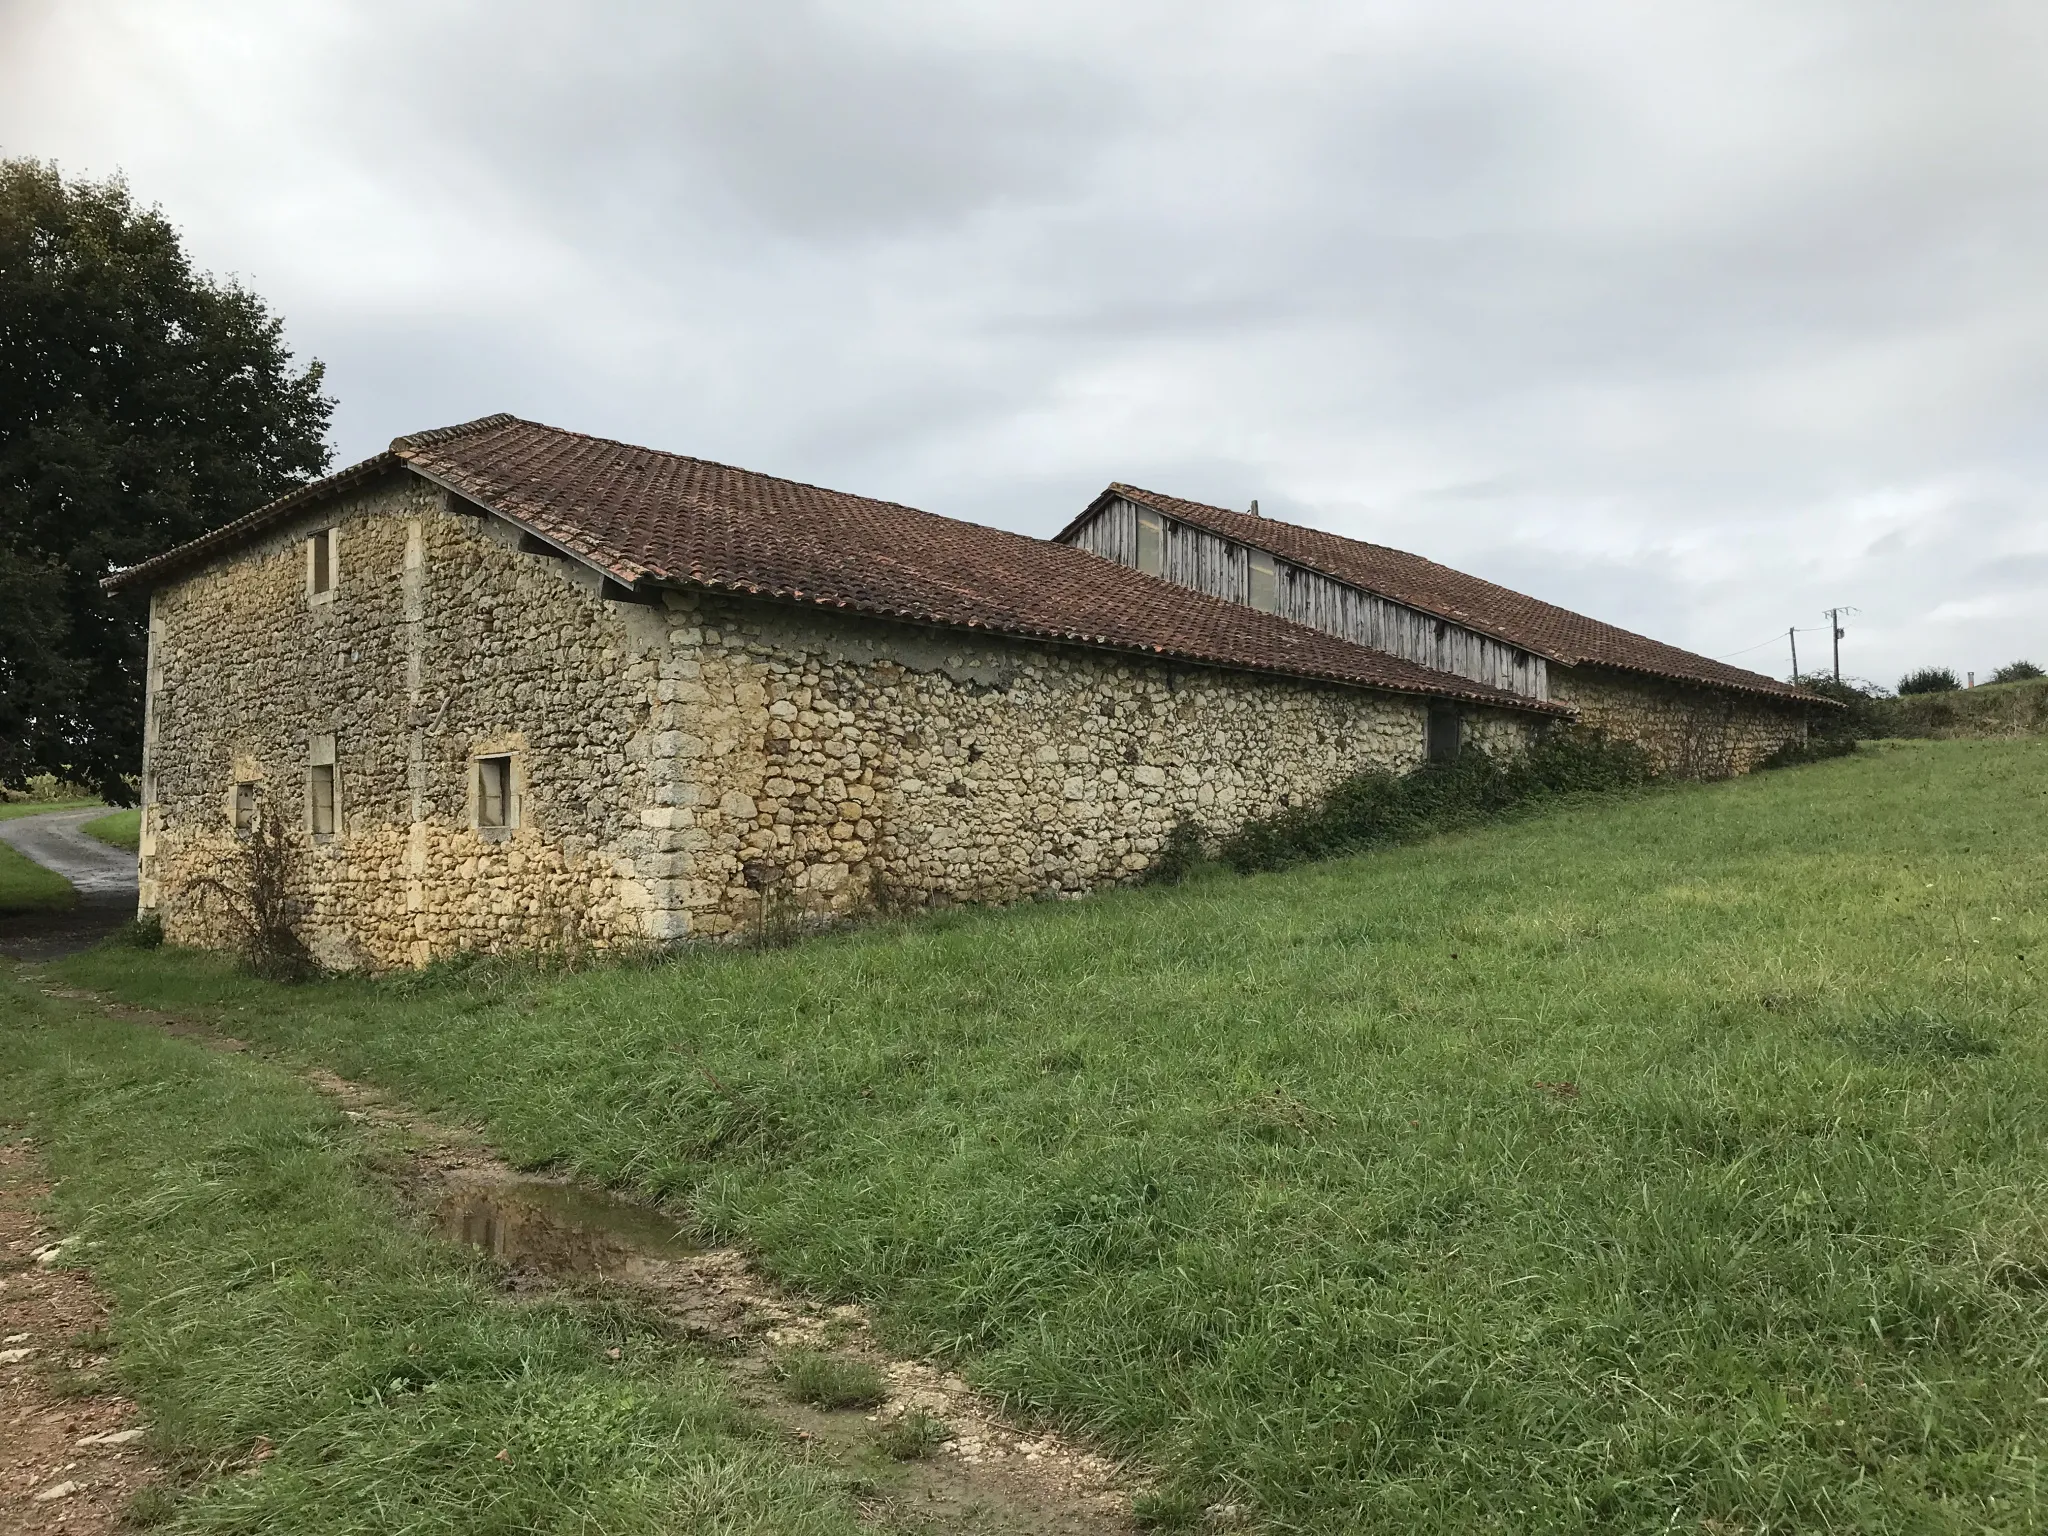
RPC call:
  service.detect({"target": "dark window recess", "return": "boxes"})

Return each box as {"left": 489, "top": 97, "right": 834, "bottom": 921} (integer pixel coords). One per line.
{"left": 310, "top": 529, "right": 332, "bottom": 594}
{"left": 233, "top": 782, "right": 257, "bottom": 832}
{"left": 478, "top": 755, "right": 513, "bottom": 828}
{"left": 309, "top": 764, "right": 337, "bottom": 835}
{"left": 1426, "top": 704, "right": 1462, "bottom": 763}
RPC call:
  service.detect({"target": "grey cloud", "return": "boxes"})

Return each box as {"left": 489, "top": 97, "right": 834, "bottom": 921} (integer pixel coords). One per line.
{"left": 4, "top": 0, "right": 2045, "bottom": 682}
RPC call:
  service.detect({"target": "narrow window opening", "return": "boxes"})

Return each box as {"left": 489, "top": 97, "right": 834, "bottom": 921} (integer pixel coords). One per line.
{"left": 309, "top": 763, "right": 337, "bottom": 835}
{"left": 233, "top": 782, "right": 258, "bottom": 833}
{"left": 477, "top": 755, "right": 514, "bottom": 829}
{"left": 1135, "top": 508, "right": 1165, "bottom": 576}
{"left": 1248, "top": 550, "right": 1279, "bottom": 614}
{"left": 310, "top": 528, "right": 333, "bottom": 595}
{"left": 1426, "top": 704, "right": 1462, "bottom": 764}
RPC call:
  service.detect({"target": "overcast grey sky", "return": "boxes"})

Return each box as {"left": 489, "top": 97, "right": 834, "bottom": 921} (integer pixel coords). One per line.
{"left": 5, "top": 0, "right": 2044, "bottom": 686}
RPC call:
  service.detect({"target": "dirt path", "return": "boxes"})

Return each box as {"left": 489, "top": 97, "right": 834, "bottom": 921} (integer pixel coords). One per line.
{"left": 0, "top": 1134, "right": 160, "bottom": 1532}
{"left": 26, "top": 977, "right": 1141, "bottom": 1535}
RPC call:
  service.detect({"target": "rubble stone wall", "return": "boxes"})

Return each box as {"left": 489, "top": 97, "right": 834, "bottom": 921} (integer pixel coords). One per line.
{"left": 634, "top": 591, "right": 1541, "bottom": 939}
{"left": 1548, "top": 665, "right": 1813, "bottom": 777}
{"left": 140, "top": 473, "right": 1546, "bottom": 968}
{"left": 140, "top": 472, "right": 672, "bottom": 969}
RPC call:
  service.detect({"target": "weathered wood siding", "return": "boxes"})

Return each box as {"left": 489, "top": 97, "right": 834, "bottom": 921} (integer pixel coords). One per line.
{"left": 1069, "top": 498, "right": 1548, "bottom": 700}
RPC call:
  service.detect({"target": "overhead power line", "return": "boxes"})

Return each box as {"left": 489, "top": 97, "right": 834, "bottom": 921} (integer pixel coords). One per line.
{"left": 1715, "top": 626, "right": 1825, "bottom": 661}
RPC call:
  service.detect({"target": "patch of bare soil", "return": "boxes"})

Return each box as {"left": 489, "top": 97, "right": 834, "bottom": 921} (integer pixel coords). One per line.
{"left": 39, "top": 983, "right": 1140, "bottom": 1535}
{"left": 313, "top": 1067, "right": 1137, "bottom": 1534}
{"left": 0, "top": 1134, "right": 159, "bottom": 1533}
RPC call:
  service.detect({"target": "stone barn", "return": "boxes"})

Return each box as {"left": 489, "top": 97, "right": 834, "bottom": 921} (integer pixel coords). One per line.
{"left": 1058, "top": 485, "right": 1818, "bottom": 777}
{"left": 109, "top": 414, "right": 1590, "bottom": 970}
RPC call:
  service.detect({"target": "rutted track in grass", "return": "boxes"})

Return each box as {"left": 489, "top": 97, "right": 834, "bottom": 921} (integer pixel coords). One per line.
{"left": 26, "top": 976, "right": 1139, "bottom": 1534}
{"left": 0, "top": 1135, "right": 162, "bottom": 1528}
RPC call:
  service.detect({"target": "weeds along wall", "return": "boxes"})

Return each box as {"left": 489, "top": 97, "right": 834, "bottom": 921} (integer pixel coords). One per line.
{"left": 139, "top": 471, "right": 1545, "bottom": 968}
{"left": 1547, "top": 665, "right": 1812, "bottom": 777}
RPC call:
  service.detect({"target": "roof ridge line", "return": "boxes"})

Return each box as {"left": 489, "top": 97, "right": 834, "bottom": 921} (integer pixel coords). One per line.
{"left": 390, "top": 413, "right": 522, "bottom": 453}
{"left": 411, "top": 417, "right": 1058, "bottom": 548}
{"left": 1087, "top": 482, "right": 1823, "bottom": 704}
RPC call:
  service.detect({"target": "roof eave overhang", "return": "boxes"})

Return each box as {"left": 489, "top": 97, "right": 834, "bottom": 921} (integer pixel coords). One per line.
{"left": 101, "top": 452, "right": 405, "bottom": 594}
{"left": 1561, "top": 657, "right": 1839, "bottom": 709}
{"left": 632, "top": 572, "right": 1570, "bottom": 719}
{"left": 396, "top": 460, "right": 648, "bottom": 589}
{"left": 1050, "top": 485, "right": 1125, "bottom": 545}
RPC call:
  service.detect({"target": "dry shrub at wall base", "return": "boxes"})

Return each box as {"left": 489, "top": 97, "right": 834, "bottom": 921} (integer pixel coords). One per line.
{"left": 1141, "top": 818, "right": 1208, "bottom": 886}
{"left": 1216, "top": 726, "right": 1654, "bottom": 876}
{"left": 179, "top": 805, "right": 316, "bottom": 980}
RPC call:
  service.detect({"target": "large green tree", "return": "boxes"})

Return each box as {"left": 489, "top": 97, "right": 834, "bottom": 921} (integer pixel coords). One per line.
{"left": 1, "top": 158, "right": 333, "bottom": 802}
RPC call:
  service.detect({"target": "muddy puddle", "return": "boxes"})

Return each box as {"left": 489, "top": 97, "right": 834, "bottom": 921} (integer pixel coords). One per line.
{"left": 419, "top": 1158, "right": 1135, "bottom": 1534}
{"left": 433, "top": 1174, "right": 702, "bottom": 1275}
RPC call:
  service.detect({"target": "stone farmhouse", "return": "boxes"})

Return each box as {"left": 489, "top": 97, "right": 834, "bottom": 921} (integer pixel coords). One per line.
{"left": 107, "top": 414, "right": 1820, "bottom": 969}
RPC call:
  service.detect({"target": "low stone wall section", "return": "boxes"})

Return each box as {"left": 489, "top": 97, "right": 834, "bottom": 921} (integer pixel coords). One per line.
{"left": 1548, "top": 665, "right": 1813, "bottom": 777}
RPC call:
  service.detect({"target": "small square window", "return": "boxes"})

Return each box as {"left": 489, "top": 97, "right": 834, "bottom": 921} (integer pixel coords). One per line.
{"left": 477, "top": 755, "right": 514, "bottom": 829}
{"left": 1426, "top": 704, "right": 1462, "bottom": 764}
{"left": 309, "top": 763, "right": 337, "bottom": 835}
{"left": 309, "top": 528, "right": 335, "bottom": 596}
{"left": 233, "top": 782, "right": 258, "bottom": 833}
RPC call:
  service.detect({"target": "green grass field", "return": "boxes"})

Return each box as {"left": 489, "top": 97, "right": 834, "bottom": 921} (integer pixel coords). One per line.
{"left": 81, "top": 807, "right": 141, "bottom": 851}
{"left": 0, "top": 798, "right": 98, "bottom": 911}
{"left": 0, "top": 977, "right": 867, "bottom": 1535}
{"left": 53, "top": 739, "right": 2048, "bottom": 1532}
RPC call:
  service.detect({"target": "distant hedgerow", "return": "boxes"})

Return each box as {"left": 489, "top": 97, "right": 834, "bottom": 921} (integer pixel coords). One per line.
{"left": 1213, "top": 726, "right": 1654, "bottom": 876}
{"left": 1898, "top": 667, "right": 1959, "bottom": 696}
{"left": 1992, "top": 660, "right": 2045, "bottom": 684}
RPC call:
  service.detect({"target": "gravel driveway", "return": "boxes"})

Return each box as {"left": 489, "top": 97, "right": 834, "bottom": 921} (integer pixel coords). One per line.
{"left": 0, "top": 810, "right": 139, "bottom": 959}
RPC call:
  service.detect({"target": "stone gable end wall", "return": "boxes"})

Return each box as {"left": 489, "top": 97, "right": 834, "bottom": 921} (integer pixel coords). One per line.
{"left": 1548, "top": 666, "right": 1811, "bottom": 777}
{"left": 143, "top": 473, "right": 670, "bottom": 969}
{"left": 143, "top": 473, "right": 1545, "bottom": 969}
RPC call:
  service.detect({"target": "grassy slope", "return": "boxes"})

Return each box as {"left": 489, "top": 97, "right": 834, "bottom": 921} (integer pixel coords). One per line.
{"left": 0, "top": 800, "right": 99, "bottom": 912}
{"left": 1875, "top": 676, "right": 2048, "bottom": 740}
{"left": 81, "top": 807, "right": 141, "bottom": 851}
{"left": 65, "top": 740, "right": 2048, "bottom": 1533}
{"left": 0, "top": 977, "right": 865, "bottom": 1535}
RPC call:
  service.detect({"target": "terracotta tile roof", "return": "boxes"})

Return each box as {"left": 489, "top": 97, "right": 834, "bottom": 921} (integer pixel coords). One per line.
{"left": 1070, "top": 484, "right": 1820, "bottom": 704}
{"left": 108, "top": 415, "right": 1565, "bottom": 715}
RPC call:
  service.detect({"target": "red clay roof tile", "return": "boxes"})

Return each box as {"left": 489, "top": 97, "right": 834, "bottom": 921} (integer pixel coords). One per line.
{"left": 109, "top": 416, "right": 1565, "bottom": 716}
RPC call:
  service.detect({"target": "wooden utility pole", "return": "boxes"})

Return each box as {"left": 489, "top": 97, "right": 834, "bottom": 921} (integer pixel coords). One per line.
{"left": 1824, "top": 607, "right": 1858, "bottom": 683}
